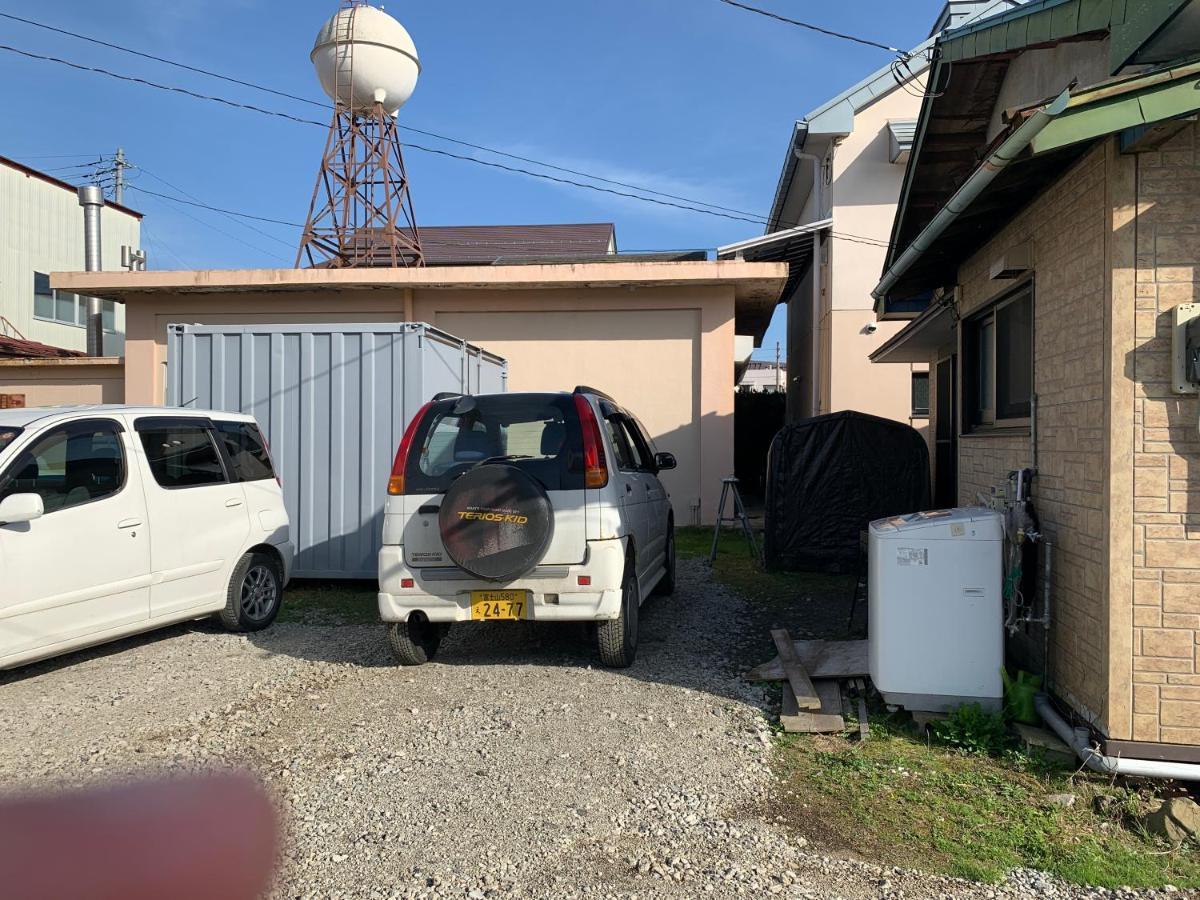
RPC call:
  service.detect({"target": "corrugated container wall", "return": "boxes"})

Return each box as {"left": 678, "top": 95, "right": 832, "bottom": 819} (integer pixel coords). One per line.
{"left": 166, "top": 323, "right": 507, "bottom": 578}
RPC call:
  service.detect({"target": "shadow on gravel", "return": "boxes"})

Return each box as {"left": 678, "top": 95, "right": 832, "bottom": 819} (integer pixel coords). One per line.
{"left": 0, "top": 620, "right": 210, "bottom": 685}
{"left": 245, "top": 621, "right": 395, "bottom": 669}
{"left": 243, "top": 562, "right": 772, "bottom": 708}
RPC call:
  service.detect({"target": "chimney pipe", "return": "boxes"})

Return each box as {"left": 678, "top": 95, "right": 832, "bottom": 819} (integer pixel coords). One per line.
{"left": 77, "top": 185, "right": 104, "bottom": 357}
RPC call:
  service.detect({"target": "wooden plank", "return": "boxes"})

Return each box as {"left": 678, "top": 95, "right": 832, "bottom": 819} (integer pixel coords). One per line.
{"left": 771, "top": 629, "right": 820, "bottom": 710}
{"left": 854, "top": 679, "right": 870, "bottom": 739}
{"left": 746, "top": 639, "right": 868, "bottom": 683}
{"left": 780, "top": 680, "right": 845, "bottom": 734}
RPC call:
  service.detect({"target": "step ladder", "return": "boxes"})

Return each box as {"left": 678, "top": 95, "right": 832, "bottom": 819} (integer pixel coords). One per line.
{"left": 709, "top": 476, "right": 760, "bottom": 564}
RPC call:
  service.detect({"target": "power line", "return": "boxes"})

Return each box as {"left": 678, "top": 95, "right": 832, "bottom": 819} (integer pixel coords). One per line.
{"left": 714, "top": 0, "right": 906, "bottom": 55}
{"left": 0, "top": 13, "right": 763, "bottom": 219}
{"left": 0, "top": 41, "right": 897, "bottom": 251}
{"left": 127, "top": 184, "right": 301, "bottom": 228}
{"left": 0, "top": 44, "right": 775, "bottom": 227}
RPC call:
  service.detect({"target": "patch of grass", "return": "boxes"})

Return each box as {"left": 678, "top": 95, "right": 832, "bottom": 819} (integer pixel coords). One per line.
{"left": 677, "top": 526, "right": 853, "bottom": 610}
{"left": 773, "top": 721, "right": 1200, "bottom": 889}
{"left": 278, "top": 581, "right": 379, "bottom": 625}
{"left": 676, "top": 526, "right": 856, "bottom": 644}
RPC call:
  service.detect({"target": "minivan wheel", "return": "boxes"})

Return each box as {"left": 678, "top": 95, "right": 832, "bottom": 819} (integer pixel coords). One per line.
{"left": 653, "top": 524, "right": 676, "bottom": 597}
{"left": 219, "top": 551, "right": 283, "bottom": 632}
{"left": 387, "top": 615, "right": 445, "bottom": 666}
{"left": 597, "top": 567, "right": 639, "bottom": 668}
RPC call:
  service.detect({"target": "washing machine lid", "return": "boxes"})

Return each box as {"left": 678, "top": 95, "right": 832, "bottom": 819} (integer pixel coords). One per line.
{"left": 869, "top": 507, "right": 1003, "bottom": 540}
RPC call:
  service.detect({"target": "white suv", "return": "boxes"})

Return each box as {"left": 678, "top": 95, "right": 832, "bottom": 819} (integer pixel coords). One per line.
{"left": 0, "top": 406, "right": 294, "bottom": 670}
{"left": 378, "top": 387, "right": 677, "bottom": 668}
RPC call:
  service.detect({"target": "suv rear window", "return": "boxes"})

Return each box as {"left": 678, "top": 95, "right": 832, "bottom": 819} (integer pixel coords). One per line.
{"left": 405, "top": 394, "right": 585, "bottom": 493}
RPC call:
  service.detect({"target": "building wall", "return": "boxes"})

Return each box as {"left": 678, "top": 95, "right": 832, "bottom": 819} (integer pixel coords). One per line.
{"left": 0, "top": 163, "right": 139, "bottom": 354}
{"left": 949, "top": 143, "right": 1116, "bottom": 734}
{"left": 0, "top": 359, "right": 124, "bottom": 407}
{"left": 1124, "top": 122, "right": 1200, "bottom": 746}
{"left": 120, "top": 283, "right": 737, "bottom": 523}
{"left": 819, "top": 80, "right": 928, "bottom": 434}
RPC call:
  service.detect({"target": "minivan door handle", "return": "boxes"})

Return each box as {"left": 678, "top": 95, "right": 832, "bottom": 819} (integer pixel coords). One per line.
{"left": 225, "top": 498, "right": 244, "bottom": 508}
{"left": 117, "top": 518, "right": 142, "bottom": 529}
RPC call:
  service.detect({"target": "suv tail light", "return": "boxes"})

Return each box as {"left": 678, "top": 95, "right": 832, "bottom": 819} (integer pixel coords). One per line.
{"left": 388, "top": 401, "right": 432, "bottom": 495}
{"left": 573, "top": 394, "right": 609, "bottom": 489}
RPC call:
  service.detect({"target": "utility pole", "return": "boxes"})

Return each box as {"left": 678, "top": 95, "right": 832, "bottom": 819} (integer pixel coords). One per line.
{"left": 775, "top": 341, "right": 782, "bottom": 392}
{"left": 114, "top": 147, "right": 126, "bottom": 205}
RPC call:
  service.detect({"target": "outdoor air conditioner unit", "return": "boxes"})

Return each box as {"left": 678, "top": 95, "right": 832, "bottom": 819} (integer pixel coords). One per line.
{"left": 989, "top": 244, "right": 1032, "bottom": 280}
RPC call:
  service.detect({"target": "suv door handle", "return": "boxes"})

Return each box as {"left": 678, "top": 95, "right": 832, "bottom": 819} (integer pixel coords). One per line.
{"left": 117, "top": 518, "right": 142, "bottom": 529}
{"left": 225, "top": 498, "right": 244, "bottom": 508}
{"left": 625, "top": 484, "right": 633, "bottom": 493}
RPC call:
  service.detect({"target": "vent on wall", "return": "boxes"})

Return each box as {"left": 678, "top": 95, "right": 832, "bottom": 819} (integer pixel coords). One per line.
{"left": 989, "top": 244, "right": 1032, "bottom": 280}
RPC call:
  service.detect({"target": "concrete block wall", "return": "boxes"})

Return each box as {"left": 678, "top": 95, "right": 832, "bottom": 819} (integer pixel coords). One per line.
{"left": 954, "top": 145, "right": 1113, "bottom": 730}
{"left": 1127, "top": 122, "right": 1200, "bottom": 745}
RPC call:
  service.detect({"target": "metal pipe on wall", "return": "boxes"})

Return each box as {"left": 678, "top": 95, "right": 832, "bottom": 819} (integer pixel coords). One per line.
{"left": 77, "top": 185, "right": 105, "bottom": 357}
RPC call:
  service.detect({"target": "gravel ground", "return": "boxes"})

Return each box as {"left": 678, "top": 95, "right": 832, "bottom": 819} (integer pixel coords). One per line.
{"left": 0, "top": 560, "right": 1187, "bottom": 899}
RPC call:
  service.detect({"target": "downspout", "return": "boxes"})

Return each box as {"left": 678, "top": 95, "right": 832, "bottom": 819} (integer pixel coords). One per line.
{"left": 872, "top": 86, "right": 1073, "bottom": 303}
{"left": 1035, "top": 694, "right": 1200, "bottom": 781}
{"left": 793, "top": 144, "right": 823, "bottom": 416}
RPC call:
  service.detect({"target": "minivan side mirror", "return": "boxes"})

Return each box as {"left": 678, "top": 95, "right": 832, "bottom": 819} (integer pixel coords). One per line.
{"left": 0, "top": 493, "right": 44, "bottom": 526}
{"left": 654, "top": 452, "right": 677, "bottom": 472}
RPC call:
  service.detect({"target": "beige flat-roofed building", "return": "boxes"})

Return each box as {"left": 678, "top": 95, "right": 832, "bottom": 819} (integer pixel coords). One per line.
{"left": 53, "top": 260, "right": 786, "bottom": 524}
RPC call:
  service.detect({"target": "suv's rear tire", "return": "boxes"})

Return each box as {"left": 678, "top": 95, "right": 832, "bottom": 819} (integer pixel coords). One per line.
{"left": 219, "top": 551, "right": 282, "bottom": 632}
{"left": 597, "top": 566, "right": 639, "bottom": 668}
{"left": 653, "top": 522, "right": 676, "bottom": 597}
{"left": 387, "top": 615, "right": 445, "bottom": 666}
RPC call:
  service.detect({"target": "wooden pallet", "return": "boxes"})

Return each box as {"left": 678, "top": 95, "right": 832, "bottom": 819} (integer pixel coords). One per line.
{"left": 752, "top": 636, "right": 872, "bottom": 734}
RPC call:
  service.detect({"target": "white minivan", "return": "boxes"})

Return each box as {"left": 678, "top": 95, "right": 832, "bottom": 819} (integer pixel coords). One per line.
{"left": 0, "top": 406, "right": 294, "bottom": 671}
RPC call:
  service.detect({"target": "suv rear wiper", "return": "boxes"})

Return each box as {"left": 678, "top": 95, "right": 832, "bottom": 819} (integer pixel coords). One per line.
{"left": 481, "top": 454, "right": 533, "bottom": 464}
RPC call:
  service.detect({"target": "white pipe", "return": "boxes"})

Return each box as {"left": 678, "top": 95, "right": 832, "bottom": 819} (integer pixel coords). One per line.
{"left": 1034, "top": 693, "right": 1200, "bottom": 781}
{"left": 872, "top": 86, "right": 1073, "bottom": 303}
{"left": 794, "top": 148, "right": 823, "bottom": 417}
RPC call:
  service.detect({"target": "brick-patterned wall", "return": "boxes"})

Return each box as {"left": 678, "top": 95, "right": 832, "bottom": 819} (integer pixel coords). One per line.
{"left": 953, "top": 145, "right": 1113, "bottom": 730}
{"left": 1128, "top": 123, "right": 1200, "bottom": 745}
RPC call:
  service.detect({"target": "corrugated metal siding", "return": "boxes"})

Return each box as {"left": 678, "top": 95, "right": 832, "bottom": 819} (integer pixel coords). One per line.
{"left": 0, "top": 160, "right": 140, "bottom": 354}
{"left": 167, "top": 323, "right": 507, "bottom": 579}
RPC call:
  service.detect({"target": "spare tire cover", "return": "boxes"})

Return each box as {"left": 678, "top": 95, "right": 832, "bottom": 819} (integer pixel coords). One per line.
{"left": 439, "top": 464, "right": 554, "bottom": 582}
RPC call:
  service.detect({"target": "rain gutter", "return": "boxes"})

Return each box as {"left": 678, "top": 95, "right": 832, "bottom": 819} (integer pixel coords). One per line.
{"left": 871, "top": 85, "right": 1073, "bottom": 305}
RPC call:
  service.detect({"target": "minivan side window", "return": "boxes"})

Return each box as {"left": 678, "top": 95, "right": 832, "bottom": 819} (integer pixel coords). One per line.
{"left": 139, "top": 425, "right": 228, "bottom": 489}
{"left": 0, "top": 420, "right": 126, "bottom": 513}
{"left": 214, "top": 421, "right": 275, "bottom": 482}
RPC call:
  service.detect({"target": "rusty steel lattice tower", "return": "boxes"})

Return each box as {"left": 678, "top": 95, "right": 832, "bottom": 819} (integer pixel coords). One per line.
{"left": 297, "top": 2, "right": 424, "bottom": 268}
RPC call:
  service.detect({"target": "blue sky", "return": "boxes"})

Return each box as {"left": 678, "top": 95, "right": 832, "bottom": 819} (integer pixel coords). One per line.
{"left": 0, "top": 1, "right": 945, "bottom": 358}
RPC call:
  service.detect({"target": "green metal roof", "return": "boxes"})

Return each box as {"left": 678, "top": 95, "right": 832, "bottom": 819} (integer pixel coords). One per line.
{"left": 879, "top": 0, "right": 1200, "bottom": 311}
{"left": 1029, "top": 59, "right": 1200, "bottom": 154}
{"left": 938, "top": 0, "right": 1195, "bottom": 73}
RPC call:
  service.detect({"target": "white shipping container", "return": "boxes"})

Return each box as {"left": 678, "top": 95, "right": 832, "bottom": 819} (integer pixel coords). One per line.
{"left": 167, "top": 322, "right": 507, "bottom": 578}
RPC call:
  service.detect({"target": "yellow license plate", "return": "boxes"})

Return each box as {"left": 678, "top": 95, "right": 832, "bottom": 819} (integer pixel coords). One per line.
{"left": 470, "top": 590, "right": 528, "bottom": 620}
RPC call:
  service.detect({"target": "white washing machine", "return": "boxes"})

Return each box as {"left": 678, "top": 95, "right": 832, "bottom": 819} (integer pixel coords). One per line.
{"left": 868, "top": 507, "right": 1004, "bottom": 713}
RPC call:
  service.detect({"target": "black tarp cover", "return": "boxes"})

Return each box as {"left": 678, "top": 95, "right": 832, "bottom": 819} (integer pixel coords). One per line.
{"left": 764, "top": 411, "right": 931, "bottom": 573}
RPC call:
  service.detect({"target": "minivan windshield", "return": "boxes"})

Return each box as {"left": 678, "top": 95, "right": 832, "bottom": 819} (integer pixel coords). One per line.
{"left": 0, "top": 428, "right": 22, "bottom": 455}
{"left": 405, "top": 394, "right": 585, "bottom": 493}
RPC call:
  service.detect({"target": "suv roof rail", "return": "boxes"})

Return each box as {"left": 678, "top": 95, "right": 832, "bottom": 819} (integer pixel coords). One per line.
{"left": 431, "top": 392, "right": 464, "bottom": 401}
{"left": 573, "top": 385, "right": 614, "bottom": 402}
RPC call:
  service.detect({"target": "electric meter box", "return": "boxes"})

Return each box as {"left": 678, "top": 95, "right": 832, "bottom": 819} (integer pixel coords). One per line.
{"left": 868, "top": 508, "right": 1004, "bottom": 713}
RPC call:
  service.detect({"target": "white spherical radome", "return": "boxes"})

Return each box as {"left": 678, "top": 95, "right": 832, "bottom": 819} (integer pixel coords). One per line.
{"left": 311, "top": 5, "right": 420, "bottom": 115}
